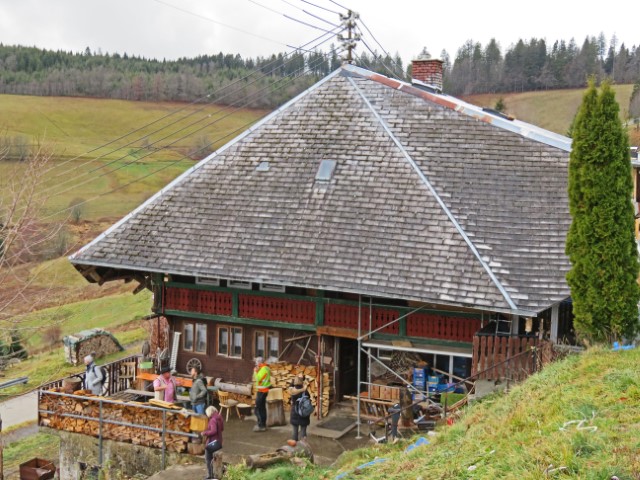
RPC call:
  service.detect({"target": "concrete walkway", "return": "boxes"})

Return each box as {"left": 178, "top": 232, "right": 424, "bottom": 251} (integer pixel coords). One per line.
{"left": 148, "top": 412, "right": 371, "bottom": 479}
{"left": 0, "top": 390, "right": 38, "bottom": 430}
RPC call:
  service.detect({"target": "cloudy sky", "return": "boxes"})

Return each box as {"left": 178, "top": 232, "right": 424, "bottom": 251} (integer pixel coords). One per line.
{"left": 0, "top": 0, "right": 637, "bottom": 66}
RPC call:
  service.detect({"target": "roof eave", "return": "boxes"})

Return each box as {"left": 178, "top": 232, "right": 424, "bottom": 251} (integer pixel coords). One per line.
{"left": 69, "top": 257, "right": 543, "bottom": 317}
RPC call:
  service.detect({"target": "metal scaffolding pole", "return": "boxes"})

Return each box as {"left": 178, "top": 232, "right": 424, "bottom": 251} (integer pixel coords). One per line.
{"left": 356, "top": 294, "right": 363, "bottom": 438}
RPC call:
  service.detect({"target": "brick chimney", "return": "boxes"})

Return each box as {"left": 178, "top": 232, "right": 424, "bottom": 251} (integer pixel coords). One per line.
{"left": 412, "top": 48, "right": 444, "bottom": 92}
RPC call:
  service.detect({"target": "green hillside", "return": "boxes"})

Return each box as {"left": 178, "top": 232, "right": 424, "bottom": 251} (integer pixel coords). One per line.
{"left": 0, "top": 94, "right": 267, "bottom": 220}
{"left": 227, "top": 347, "right": 640, "bottom": 479}
{"left": 464, "top": 84, "right": 635, "bottom": 138}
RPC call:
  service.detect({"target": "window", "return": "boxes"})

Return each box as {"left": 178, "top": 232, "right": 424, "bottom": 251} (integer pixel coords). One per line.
{"left": 183, "top": 322, "right": 207, "bottom": 353}
{"left": 259, "top": 283, "right": 285, "bottom": 292}
{"left": 218, "top": 327, "right": 228, "bottom": 356}
{"left": 196, "top": 276, "right": 220, "bottom": 286}
{"left": 316, "top": 159, "right": 337, "bottom": 181}
{"left": 183, "top": 324, "right": 194, "bottom": 351}
{"left": 195, "top": 323, "right": 207, "bottom": 353}
{"left": 255, "top": 330, "right": 279, "bottom": 359}
{"left": 228, "top": 280, "right": 252, "bottom": 290}
{"left": 218, "top": 325, "right": 243, "bottom": 358}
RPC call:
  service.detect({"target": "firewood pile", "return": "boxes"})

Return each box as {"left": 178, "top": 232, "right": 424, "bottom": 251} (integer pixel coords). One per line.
{"left": 269, "top": 363, "right": 331, "bottom": 417}
{"left": 39, "top": 389, "right": 195, "bottom": 453}
{"left": 63, "top": 328, "right": 124, "bottom": 365}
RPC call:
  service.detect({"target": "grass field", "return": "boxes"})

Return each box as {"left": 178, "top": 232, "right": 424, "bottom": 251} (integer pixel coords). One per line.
{"left": 223, "top": 347, "right": 640, "bottom": 480}
{"left": 464, "top": 84, "right": 635, "bottom": 137}
{"left": 0, "top": 94, "right": 267, "bottom": 221}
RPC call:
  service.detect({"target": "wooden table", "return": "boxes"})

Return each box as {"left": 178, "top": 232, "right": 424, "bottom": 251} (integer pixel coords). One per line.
{"left": 136, "top": 372, "right": 192, "bottom": 387}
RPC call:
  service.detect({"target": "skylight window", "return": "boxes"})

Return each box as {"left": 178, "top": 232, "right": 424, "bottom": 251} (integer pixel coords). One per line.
{"left": 316, "top": 159, "right": 337, "bottom": 181}
{"left": 256, "top": 161, "right": 270, "bottom": 172}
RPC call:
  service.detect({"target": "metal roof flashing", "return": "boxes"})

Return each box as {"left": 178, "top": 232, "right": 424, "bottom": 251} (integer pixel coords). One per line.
{"left": 341, "top": 64, "right": 572, "bottom": 152}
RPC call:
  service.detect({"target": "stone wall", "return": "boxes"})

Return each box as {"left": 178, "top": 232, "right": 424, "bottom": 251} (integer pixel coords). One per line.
{"left": 54, "top": 429, "right": 196, "bottom": 479}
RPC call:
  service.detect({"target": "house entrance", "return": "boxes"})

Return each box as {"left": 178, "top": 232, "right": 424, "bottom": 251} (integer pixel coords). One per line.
{"left": 337, "top": 338, "right": 365, "bottom": 399}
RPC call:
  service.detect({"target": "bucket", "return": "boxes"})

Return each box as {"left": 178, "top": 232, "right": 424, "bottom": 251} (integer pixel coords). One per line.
{"left": 62, "top": 377, "right": 82, "bottom": 393}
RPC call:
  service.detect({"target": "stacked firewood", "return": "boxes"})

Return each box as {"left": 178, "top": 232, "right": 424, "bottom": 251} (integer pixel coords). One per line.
{"left": 269, "top": 363, "right": 331, "bottom": 417}
{"left": 39, "top": 389, "right": 195, "bottom": 453}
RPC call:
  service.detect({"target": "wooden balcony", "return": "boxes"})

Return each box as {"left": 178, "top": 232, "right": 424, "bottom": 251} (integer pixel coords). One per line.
{"left": 161, "top": 283, "right": 482, "bottom": 344}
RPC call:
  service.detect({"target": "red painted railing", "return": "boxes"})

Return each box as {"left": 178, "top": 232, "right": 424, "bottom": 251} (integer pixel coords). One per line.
{"left": 407, "top": 313, "right": 480, "bottom": 342}
{"left": 238, "top": 294, "right": 315, "bottom": 324}
{"left": 165, "top": 287, "right": 232, "bottom": 316}
{"left": 324, "top": 304, "right": 399, "bottom": 334}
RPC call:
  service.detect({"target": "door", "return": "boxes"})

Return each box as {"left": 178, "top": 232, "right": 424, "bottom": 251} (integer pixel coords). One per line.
{"left": 337, "top": 338, "right": 364, "bottom": 398}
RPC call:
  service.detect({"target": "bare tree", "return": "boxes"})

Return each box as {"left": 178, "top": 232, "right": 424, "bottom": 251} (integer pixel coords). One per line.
{"left": 0, "top": 141, "right": 65, "bottom": 367}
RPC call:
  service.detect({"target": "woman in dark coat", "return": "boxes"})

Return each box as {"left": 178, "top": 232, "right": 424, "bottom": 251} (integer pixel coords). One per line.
{"left": 202, "top": 406, "right": 224, "bottom": 479}
{"left": 288, "top": 373, "right": 311, "bottom": 441}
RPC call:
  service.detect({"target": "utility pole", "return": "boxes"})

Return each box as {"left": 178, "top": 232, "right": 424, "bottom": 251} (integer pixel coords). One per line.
{"left": 338, "top": 10, "right": 360, "bottom": 64}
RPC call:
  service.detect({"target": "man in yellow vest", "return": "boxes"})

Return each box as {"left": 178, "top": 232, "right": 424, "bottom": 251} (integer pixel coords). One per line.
{"left": 253, "top": 356, "right": 271, "bottom": 432}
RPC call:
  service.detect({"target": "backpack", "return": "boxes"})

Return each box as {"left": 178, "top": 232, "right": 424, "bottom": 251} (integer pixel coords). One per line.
{"left": 93, "top": 365, "right": 108, "bottom": 386}
{"left": 295, "top": 394, "right": 314, "bottom": 418}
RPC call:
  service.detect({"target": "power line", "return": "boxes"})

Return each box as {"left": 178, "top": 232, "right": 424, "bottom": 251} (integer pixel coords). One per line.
{"left": 151, "top": 0, "right": 288, "bottom": 47}
{"left": 280, "top": 0, "right": 339, "bottom": 28}
{"left": 0, "top": 49, "right": 343, "bottom": 269}
{"left": 37, "top": 27, "right": 344, "bottom": 193}
{"left": 358, "top": 19, "right": 405, "bottom": 78}
{"left": 247, "top": 0, "right": 340, "bottom": 34}
{"left": 40, "top": 51, "right": 343, "bottom": 222}
{"left": 358, "top": 34, "right": 403, "bottom": 80}
{"left": 298, "top": 0, "right": 340, "bottom": 15}
{"left": 41, "top": 31, "right": 343, "bottom": 199}
{"left": 327, "top": 0, "right": 350, "bottom": 11}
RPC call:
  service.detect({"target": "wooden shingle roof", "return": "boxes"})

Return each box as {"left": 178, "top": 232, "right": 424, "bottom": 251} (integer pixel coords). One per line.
{"left": 70, "top": 66, "right": 572, "bottom": 315}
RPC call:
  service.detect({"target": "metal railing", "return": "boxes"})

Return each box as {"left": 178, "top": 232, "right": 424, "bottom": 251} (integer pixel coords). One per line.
{"left": 40, "top": 355, "right": 140, "bottom": 396}
{"left": 38, "top": 390, "right": 198, "bottom": 469}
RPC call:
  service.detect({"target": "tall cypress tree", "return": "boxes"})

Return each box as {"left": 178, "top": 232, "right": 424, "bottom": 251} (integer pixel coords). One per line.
{"left": 566, "top": 79, "right": 640, "bottom": 341}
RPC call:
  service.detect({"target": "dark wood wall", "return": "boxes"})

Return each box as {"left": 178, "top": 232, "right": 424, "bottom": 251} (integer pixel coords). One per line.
{"left": 170, "top": 317, "right": 333, "bottom": 385}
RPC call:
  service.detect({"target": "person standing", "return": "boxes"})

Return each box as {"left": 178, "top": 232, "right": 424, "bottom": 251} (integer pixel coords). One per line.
{"left": 202, "top": 406, "right": 224, "bottom": 480}
{"left": 189, "top": 366, "right": 208, "bottom": 415}
{"left": 83, "top": 354, "right": 104, "bottom": 396}
{"left": 153, "top": 366, "right": 177, "bottom": 403}
{"left": 288, "top": 373, "right": 311, "bottom": 442}
{"left": 252, "top": 356, "right": 271, "bottom": 432}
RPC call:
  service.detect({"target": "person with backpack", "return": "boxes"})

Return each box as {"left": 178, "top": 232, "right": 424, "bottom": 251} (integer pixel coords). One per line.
{"left": 153, "top": 366, "right": 177, "bottom": 403}
{"left": 83, "top": 354, "right": 104, "bottom": 395}
{"left": 288, "top": 373, "right": 312, "bottom": 442}
{"left": 189, "top": 366, "right": 208, "bottom": 414}
{"left": 202, "top": 406, "right": 224, "bottom": 480}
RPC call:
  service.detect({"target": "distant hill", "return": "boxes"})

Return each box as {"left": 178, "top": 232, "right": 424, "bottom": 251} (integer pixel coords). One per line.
{"left": 463, "top": 84, "right": 636, "bottom": 142}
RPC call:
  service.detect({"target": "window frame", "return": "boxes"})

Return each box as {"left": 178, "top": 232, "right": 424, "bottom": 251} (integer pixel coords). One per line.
{"left": 254, "top": 329, "right": 280, "bottom": 359}
{"left": 195, "top": 323, "right": 207, "bottom": 354}
{"left": 217, "top": 325, "right": 243, "bottom": 359}
{"left": 183, "top": 323, "right": 194, "bottom": 351}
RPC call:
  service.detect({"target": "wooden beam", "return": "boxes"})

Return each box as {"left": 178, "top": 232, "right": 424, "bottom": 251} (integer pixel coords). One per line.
{"left": 316, "top": 326, "right": 358, "bottom": 339}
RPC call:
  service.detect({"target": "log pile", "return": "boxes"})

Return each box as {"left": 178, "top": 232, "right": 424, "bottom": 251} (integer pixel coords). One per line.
{"left": 39, "top": 390, "right": 195, "bottom": 453}
{"left": 269, "top": 363, "right": 331, "bottom": 417}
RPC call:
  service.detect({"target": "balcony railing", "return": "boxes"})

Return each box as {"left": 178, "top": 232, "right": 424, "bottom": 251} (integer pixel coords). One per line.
{"left": 162, "top": 283, "right": 482, "bottom": 343}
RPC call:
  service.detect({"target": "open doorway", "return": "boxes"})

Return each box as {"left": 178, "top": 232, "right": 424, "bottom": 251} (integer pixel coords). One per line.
{"left": 336, "top": 338, "right": 365, "bottom": 399}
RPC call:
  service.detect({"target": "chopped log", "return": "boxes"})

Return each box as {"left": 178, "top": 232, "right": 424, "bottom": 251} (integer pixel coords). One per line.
{"left": 246, "top": 441, "right": 313, "bottom": 469}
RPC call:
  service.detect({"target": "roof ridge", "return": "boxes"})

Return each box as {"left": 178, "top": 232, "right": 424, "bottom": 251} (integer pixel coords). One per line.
{"left": 346, "top": 75, "right": 519, "bottom": 312}
{"left": 341, "top": 64, "right": 572, "bottom": 152}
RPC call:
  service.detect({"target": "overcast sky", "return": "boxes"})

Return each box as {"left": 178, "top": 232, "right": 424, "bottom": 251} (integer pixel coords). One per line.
{"left": 0, "top": 0, "right": 637, "bottom": 67}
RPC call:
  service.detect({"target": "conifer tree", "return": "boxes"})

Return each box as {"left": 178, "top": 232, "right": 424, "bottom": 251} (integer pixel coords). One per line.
{"left": 566, "top": 79, "right": 640, "bottom": 341}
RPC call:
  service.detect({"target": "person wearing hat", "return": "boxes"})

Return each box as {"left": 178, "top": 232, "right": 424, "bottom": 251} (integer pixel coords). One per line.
{"left": 252, "top": 356, "right": 271, "bottom": 432}
{"left": 83, "top": 354, "right": 104, "bottom": 396}
{"left": 153, "top": 366, "right": 177, "bottom": 403}
{"left": 202, "top": 406, "right": 224, "bottom": 480}
{"left": 288, "top": 373, "right": 311, "bottom": 441}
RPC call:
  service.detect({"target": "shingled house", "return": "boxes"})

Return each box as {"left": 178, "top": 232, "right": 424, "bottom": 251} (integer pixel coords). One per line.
{"left": 69, "top": 58, "right": 575, "bottom": 401}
